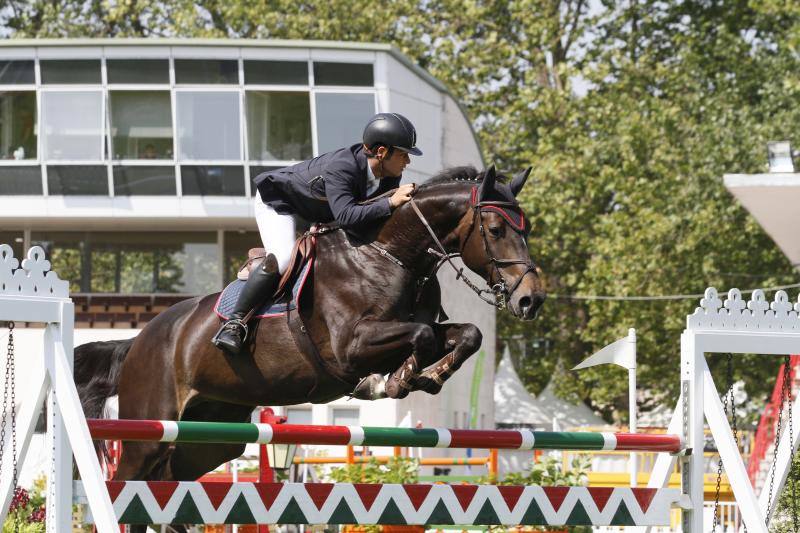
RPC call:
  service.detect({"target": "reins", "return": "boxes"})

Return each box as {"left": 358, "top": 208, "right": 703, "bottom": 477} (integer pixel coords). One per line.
{"left": 358, "top": 185, "right": 539, "bottom": 309}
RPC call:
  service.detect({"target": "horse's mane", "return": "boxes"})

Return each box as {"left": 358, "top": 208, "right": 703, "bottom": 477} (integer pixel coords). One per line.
{"left": 418, "top": 165, "right": 508, "bottom": 191}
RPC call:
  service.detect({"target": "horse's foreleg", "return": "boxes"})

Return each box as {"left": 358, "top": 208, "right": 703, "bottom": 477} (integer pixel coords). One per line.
{"left": 414, "top": 322, "right": 482, "bottom": 395}
{"left": 346, "top": 320, "right": 436, "bottom": 400}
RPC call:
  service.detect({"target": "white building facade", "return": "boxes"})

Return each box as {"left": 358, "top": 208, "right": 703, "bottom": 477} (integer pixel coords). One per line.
{"left": 0, "top": 39, "right": 496, "bottom": 478}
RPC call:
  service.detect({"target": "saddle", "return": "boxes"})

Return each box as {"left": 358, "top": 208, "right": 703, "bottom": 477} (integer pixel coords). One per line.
{"left": 237, "top": 231, "right": 318, "bottom": 299}
{"left": 230, "top": 226, "right": 358, "bottom": 391}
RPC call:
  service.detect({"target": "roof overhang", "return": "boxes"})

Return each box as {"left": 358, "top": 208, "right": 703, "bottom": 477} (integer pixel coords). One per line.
{"left": 724, "top": 173, "right": 800, "bottom": 267}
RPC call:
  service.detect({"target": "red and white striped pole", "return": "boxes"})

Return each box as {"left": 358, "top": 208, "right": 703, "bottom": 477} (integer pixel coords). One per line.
{"left": 258, "top": 408, "right": 286, "bottom": 533}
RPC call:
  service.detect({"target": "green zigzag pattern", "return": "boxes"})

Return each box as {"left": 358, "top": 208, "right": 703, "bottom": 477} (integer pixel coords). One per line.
{"left": 103, "top": 482, "right": 678, "bottom": 526}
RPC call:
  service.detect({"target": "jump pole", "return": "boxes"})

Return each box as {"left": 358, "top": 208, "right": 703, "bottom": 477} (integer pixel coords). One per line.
{"left": 86, "top": 419, "right": 683, "bottom": 452}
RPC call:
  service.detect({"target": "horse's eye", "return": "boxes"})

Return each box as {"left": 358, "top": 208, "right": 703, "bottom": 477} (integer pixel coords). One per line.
{"left": 489, "top": 226, "right": 502, "bottom": 237}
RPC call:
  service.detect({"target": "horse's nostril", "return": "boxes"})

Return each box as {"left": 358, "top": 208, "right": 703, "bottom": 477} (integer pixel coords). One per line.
{"left": 518, "top": 296, "right": 532, "bottom": 312}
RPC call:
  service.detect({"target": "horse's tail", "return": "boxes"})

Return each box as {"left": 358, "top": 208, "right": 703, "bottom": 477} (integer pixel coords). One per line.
{"left": 74, "top": 338, "right": 135, "bottom": 462}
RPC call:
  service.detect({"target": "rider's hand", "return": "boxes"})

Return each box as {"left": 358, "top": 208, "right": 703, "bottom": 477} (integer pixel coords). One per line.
{"left": 389, "top": 183, "right": 416, "bottom": 209}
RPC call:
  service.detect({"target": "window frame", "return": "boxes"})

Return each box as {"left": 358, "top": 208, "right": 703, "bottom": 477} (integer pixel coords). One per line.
{"left": 0, "top": 51, "right": 379, "bottom": 198}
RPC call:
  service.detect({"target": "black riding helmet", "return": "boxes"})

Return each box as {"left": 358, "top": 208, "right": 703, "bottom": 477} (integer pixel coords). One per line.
{"left": 362, "top": 113, "right": 423, "bottom": 156}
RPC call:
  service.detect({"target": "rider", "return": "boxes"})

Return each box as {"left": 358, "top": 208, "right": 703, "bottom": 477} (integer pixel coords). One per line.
{"left": 212, "top": 112, "right": 422, "bottom": 355}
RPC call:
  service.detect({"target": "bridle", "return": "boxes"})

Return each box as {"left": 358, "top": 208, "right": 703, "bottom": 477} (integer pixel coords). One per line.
{"left": 400, "top": 189, "right": 538, "bottom": 309}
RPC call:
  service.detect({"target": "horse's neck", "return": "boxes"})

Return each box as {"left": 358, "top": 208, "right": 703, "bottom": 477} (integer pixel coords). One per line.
{"left": 376, "top": 192, "right": 468, "bottom": 271}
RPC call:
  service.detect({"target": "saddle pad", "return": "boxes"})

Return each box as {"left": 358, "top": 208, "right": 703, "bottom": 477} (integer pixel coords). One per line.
{"left": 214, "top": 259, "right": 312, "bottom": 320}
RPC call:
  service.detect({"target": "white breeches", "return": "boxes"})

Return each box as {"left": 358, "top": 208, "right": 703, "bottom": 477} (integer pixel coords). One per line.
{"left": 254, "top": 196, "right": 296, "bottom": 274}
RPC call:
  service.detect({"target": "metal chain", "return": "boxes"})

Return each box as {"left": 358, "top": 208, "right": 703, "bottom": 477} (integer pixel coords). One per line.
{"left": 766, "top": 355, "right": 791, "bottom": 524}
{"left": 786, "top": 356, "right": 799, "bottom": 531}
{"left": 0, "top": 322, "right": 18, "bottom": 490}
{"left": 713, "top": 354, "right": 741, "bottom": 532}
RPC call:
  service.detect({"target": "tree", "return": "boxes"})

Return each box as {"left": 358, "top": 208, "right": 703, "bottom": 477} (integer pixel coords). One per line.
{"left": 4, "top": 0, "right": 799, "bottom": 421}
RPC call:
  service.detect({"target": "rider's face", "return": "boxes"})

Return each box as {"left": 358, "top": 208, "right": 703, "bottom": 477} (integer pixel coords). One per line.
{"left": 377, "top": 147, "right": 411, "bottom": 177}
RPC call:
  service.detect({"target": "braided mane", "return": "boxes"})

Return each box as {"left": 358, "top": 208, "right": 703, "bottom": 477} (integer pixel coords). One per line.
{"left": 418, "top": 166, "right": 508, "bottom": 190}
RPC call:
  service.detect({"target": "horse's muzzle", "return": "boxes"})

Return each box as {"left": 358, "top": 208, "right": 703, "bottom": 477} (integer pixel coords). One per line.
{"left": 509, "top": 291, "right": 546, "bottom": 320}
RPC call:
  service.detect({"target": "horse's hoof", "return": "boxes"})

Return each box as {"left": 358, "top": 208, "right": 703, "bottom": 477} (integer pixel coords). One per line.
{"left": 350, "top": 374, "right": 387, "bottom": 400}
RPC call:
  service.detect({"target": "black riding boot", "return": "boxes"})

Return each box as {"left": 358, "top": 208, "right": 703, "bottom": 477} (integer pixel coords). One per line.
{"left": 212, "top": 254, "right": 280, "bottom": 355}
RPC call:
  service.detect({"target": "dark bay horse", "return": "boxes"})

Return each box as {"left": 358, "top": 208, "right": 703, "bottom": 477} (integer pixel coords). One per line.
{"left": 74, "top": 165, "right": 545, "bottom": 487}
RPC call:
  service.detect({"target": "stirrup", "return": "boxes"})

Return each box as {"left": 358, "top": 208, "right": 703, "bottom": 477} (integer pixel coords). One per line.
{"left": 212, "top": 318, "right": 249, "bottom": 344}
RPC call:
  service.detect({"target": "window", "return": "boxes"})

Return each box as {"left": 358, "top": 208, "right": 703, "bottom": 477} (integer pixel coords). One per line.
{"left": 314, "top": 62, "right": 373, "bottom": 86}
{"left": 0, "top": 166, "right": 42, "bottom": 195}
{"left": 0, "top": 231, "right": 24, "bottom": 260}
{"left": 106, "top": 59, "right": 169, "bottom": 84}
{"left": 0, "top": 61, "right": 34, "bottom": 85}
{"left": 244, "top": 61, "right": 307, "bottom": 85}
{"left": 31, "top": 231, "right": 220, "bottom": 294}
{"left": 113, "top": 166, "right": 176, "bottom": 196}
{"left": 332, "top": 407, "right": 359, "bottom": 427}
{"left": 109, "top": 91, "right": 173, "bottom": 160}
{"left": 175, "top": 59, "right": 238, "bottom": 84}
{"left": 224, "top": 230, "right": 260, "bottom": 283}
{"left": 285, "top": 408, "right": 313, "bottom": 425}
{"left": 47, "top": 166, "right": 108, "bottom": 195}
{"left": 176, "top": 92, "right": 241, "bottom": 160}
{"left": 40, "top": 60, "right": 101, "bottom": 84}
{"left": 314, "top": 93, "right": 375, "bottom": 154}
{"left": 246, "top": 91, "right": 312, "bottom": 161}
{"left": 181, "top": 166, "right": 244, "bottom": 196}
{"left": 0, "top": 91, "right": 36, "bottom": 159}
{"left": 42, "top": 91, "right": 103, "bottom": 160}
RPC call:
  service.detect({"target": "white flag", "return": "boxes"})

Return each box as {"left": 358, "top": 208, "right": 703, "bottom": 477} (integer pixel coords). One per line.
{"left": 572, "top": 329, "right": 636, "bottom": 371}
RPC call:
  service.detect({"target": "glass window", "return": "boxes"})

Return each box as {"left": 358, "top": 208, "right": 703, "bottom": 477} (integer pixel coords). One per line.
{"left": 113, "top": 166, "right": 176, "bottom": 195}
{"left": 181, "top": 166, "right": 244, "bottom": 196}
{"left": 0, "top": 91, "right": 37, "bottom": 160}
{"left": 285, "top": 408, "right": 312, "bottom": 425}
{"left": 109, "top": 91, "right": 173, "bottom": 160}
{"left": 0, "top": 231, "right": 24, "bottom": 261}
{"left": 0, "top": 61, "right": 34, "bottom": 85}
{"left": 314, "top": 93, "right": 375, "bottom": 154}
{"left": 314, "top": 62, "right": 373, "bottom": 86}
{"left": 176, "top": 92, "right": 241, "bottom": 160}
{"left": 250, "top": 166, "right": 280, "bottom": 196}
{"left": 106, "top": 59, "right": 169, "bottom": 84}
{"left": 224, "top": 230, "right": 260, "bottom": 283}
{"left": 47, "top": 165, "right": 108, "bottom": 195}
{"left": 244, "top": 61, "right": 307, "bottom": 85}
{"left": 40, "top": 60, "right": 101, "bottom": 84}
{"left": 175, "top": 59, "right": 238, "bottom": 84}
{"left": 332, "top": 407, "right": 359, "bottom": 426}
{"left": 0, "top": 166, "right": 42, "bottom": 195}
{"left": 30, "top": 231, "right": 220, "bottom": 294}
{"left": 246, "top": 91, "right": 312, "bottom": 161}
{"left": 42, "top": 91, "right": 103, "bottom": 160}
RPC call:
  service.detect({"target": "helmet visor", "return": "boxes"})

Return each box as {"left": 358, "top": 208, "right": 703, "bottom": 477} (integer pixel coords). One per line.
{"left": 394, "top": 145, "right": 423, "bottom": 156}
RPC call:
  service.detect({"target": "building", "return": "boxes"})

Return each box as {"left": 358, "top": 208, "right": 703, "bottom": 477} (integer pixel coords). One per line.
{"left": 1, "top": 39, "right": 496, "bottom": 481}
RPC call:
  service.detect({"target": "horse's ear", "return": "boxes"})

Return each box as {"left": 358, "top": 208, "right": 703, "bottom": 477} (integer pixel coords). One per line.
{"left": 510, "top": 166, "right": 532, "bottom": 197}
{"left": 478, "top": 164, "right": 497, "bottom": 201}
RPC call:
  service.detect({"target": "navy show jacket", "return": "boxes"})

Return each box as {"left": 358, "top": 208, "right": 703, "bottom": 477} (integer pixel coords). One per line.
{"left": 253, "top": 144, "right": 401, "bottom": 233}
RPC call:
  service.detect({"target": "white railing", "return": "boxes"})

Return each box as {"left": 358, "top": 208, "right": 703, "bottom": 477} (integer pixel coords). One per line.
{"left": 593, "top": 501, "right": 740, "bottom": 532}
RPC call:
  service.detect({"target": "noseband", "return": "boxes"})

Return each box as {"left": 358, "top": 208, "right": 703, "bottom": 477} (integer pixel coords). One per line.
{"left": 405, "top": 192, "right": 538, "bottom": 309}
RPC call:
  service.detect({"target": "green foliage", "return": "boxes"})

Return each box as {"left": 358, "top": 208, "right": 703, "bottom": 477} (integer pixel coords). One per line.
{"left": 773, "top": 450, "right": 800, "bottom": 532}
{"left": 498, "top": 454, "right": 590, "bottom": 488}
{"left": 3, "top": 479, "right": 46, "bottom": 533}
{"left": 4, "top": 0, "right": 800, "bottom": 417}
{"left": 321, "top": 456, "right": 420, "bottom": 485}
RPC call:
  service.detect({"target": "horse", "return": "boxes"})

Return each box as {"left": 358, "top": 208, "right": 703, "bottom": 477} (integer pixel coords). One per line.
{"left": 74, "top": 164, "right": 546, "bottom": 492}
